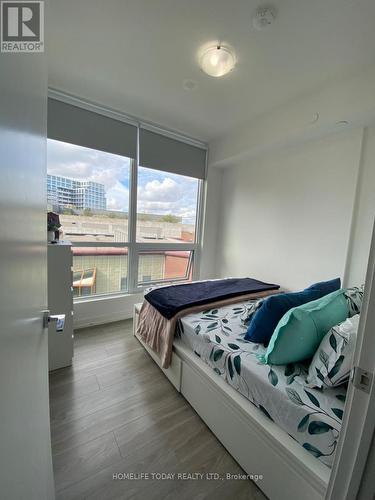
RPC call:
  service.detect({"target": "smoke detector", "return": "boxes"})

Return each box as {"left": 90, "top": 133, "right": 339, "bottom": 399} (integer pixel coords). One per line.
{"left": 252, "top": 6, "right": 277, "bottom": 30}
{"left": 183, "top": 79, "right": 198, "bottom": 91}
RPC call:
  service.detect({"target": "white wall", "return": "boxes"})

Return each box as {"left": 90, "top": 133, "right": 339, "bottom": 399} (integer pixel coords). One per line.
{"left": 205, "top": 66, "right": 375, "bottom": 291}
{"left": 74, "top": 292, "right": 143, "bottom": 329}
{"left": 200, "top": 165, "right": 223, "bottom": 279}
{"left": 214, "top": 129, "right": 366, "bottom": 291}
{"left": 345, "top": 126, "right": 375, "bottom": 286}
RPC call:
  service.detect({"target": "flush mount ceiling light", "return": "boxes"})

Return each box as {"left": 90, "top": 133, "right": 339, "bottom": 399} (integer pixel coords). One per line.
{"left": 199, "top": 45, "right": 236, "bottom": 77}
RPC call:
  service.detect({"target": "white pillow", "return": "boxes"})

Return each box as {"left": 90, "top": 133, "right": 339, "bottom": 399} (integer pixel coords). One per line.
{"left": 306, "top": 314, "right": 360, "bottom": 388}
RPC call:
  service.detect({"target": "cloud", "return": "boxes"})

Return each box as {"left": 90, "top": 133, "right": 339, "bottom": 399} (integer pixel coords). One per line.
{"left": 137, "top": 175, "right": 198, "bottom": 222}
{"left": 106, "top": 181, "right": 129, "bottom": 211}
{"left": 47, "top": 161, "right": 94, "bottom": 179}
{"left": 138, "top": 178, "right": 182, "bottom": 202}
{"left": 48, "top": 139, "right": 130, "bottom": 212}
{"left": 48, "top": 139, "right": 199, "bottom": 222}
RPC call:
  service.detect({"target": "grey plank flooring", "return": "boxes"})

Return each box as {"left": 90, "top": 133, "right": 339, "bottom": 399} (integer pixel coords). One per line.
{"left": 49, "top": 320, "right": 267, "bottom": 500}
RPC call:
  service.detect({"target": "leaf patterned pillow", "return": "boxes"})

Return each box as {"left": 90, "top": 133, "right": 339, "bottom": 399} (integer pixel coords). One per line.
{"left": 306, "top": 315, "right": 360, "bottom": 389}
{"left": 344, "top": 285, "right": 364, "bottom": 317}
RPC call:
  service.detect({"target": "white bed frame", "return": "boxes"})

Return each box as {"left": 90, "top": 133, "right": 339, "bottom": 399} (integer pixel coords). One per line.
{"left": 133, "top": 304, "right": 330, "bottom": 500}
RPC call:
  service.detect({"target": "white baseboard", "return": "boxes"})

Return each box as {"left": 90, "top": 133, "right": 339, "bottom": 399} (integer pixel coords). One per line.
{"left": 73, "top": 293, "right": 143, "bottom": 329}
{"left": 73, "top": 311, "right": 132, "bottom": 329}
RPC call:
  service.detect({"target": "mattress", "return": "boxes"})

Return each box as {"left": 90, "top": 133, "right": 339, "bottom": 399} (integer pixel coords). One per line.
{"left": 177, "top": 299, "right": 346, "bottom": 467}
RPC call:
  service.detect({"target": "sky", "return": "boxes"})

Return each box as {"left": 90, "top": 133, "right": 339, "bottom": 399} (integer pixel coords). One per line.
{"left": 47, "top": 139, "right": 198, "bottom": 223}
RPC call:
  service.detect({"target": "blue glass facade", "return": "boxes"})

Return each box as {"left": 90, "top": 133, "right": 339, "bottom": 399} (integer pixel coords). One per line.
{"left": 47, "top": 175, "right": 106, "bottom": 211}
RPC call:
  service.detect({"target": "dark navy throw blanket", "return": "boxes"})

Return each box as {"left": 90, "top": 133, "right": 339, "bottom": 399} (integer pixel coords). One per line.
{"left": 144, "top": 278, "right": 280, "bottom": 320}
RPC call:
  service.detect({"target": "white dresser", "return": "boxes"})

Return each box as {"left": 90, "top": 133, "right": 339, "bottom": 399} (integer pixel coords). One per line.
{"left": 48, "top": 241, "right": 74, "bottom": 371}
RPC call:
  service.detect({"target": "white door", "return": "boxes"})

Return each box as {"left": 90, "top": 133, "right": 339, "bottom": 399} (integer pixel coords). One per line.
{"left": 326, "top": 218, "right": 375, "bottom": 500}
{"left": 0, "top": 22, "right": 54, "bottom": 500}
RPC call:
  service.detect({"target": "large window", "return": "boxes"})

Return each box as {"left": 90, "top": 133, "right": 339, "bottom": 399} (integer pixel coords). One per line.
{"left": 72, "top": 247, "right": 128, "bottom": 297}
{"left": 47, "top": 139, "right": 130, "bottom": 243}
{"left": 138, "top": 250, "right": 193, "bottom": 286}
{"left": 136, "top": 167, "right": 199, "bottom": 244}
{"left": 47, "top": 137, "right": 203, "bottom": 299}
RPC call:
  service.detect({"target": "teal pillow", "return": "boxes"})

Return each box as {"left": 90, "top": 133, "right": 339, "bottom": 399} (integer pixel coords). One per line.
{"left": 261, "top": 289, "right": 348, "bottom": 365}
{"left": 245, "top": 278, "right": 340, "bottom": 344}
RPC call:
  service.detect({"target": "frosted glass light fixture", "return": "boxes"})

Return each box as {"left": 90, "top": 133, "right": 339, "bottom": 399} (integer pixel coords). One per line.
{"left": 199, "top": 45, "right": 236, "bottom": 77}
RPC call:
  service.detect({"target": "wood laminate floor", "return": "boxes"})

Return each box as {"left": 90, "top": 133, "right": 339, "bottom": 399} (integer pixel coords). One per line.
{"left": 49, "top": 320, "right": 267, "bottom": 500}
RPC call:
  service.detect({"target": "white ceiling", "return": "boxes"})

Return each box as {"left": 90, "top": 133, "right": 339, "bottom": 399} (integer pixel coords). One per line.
{"left": 48, "top": 0, "right": 375, "bottom": 142}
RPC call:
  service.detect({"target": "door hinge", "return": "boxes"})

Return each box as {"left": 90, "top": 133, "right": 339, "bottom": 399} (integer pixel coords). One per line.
{"left": 351, "top": 366, "right": 373, "bottom": 394}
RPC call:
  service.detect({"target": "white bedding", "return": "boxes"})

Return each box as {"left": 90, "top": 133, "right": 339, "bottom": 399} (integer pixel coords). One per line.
{"left": 176, "top": 299, "right": 346, "bottom": 467}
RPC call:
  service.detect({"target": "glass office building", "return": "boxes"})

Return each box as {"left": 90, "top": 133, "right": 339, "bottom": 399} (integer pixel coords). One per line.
{"left": 47, "top": 175, "right": 106, "bottom": 211}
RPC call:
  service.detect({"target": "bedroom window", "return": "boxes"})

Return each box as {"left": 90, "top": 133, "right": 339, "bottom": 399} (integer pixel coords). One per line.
{"left": 72, "top": 247, "right": 128, "bottom": 297}
{"left": 47, "top": 139, "right": 131, "bottom": 296}
{"left": 47, "top": 99, "right": 206, "bottom": 298}
{"left": 132, "top": 165, "right": 200, "bottom": 290}
{"left": 136, "top": 167, "right": 199, "bottom": 244}
{"left": 137, "top": 250, "right": 193, "bottom": 286}
{"left": 47, "top": 139, "right": 130, "bottom": 244}
{"left": 47, "top": 145, "right": 203, "bottom": 297}
{"left": 133, "top": 166, "right": 199, "bottom": 288}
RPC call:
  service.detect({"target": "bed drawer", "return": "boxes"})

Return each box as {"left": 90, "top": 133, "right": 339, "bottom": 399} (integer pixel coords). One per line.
{"left": 180, "top": 359, "right": 327, "bottom": 500}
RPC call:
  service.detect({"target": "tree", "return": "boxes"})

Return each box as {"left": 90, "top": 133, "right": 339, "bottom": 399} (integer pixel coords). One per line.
{"left": 161, "top": 214, "right": 180, "bottom": 223}
{"left": 83, "top": 208, "right": 93, "bottom": 217}
{"left": 62, "top": 208, "right": 74, "bottom": 215}
{"left": 137, "top": 213, "right": 153, "bottom": 221}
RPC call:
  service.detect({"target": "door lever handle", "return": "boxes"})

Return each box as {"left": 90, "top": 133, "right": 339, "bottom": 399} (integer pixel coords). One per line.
{"left": 49, "top": 314, "right": 65, "bottom": 332}
{"left": 43, "top": 311, "right": 65, "bottom": 333}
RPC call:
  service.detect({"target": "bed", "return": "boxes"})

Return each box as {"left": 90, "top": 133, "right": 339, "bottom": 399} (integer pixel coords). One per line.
{"left": 133, "top": 281, "right": 342, "bottom": 500}
{"left": 177, "top": 300, "right": 346, "bottom": 468}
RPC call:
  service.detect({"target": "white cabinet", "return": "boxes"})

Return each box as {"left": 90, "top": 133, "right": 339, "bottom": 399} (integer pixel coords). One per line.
{"left": 48, "top": 241, "right": 74, "bottom": 371}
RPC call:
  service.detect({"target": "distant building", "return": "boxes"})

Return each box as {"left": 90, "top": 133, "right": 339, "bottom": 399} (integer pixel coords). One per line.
{"left": 47, "top": 175, "right": 106, "bottom": 211}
